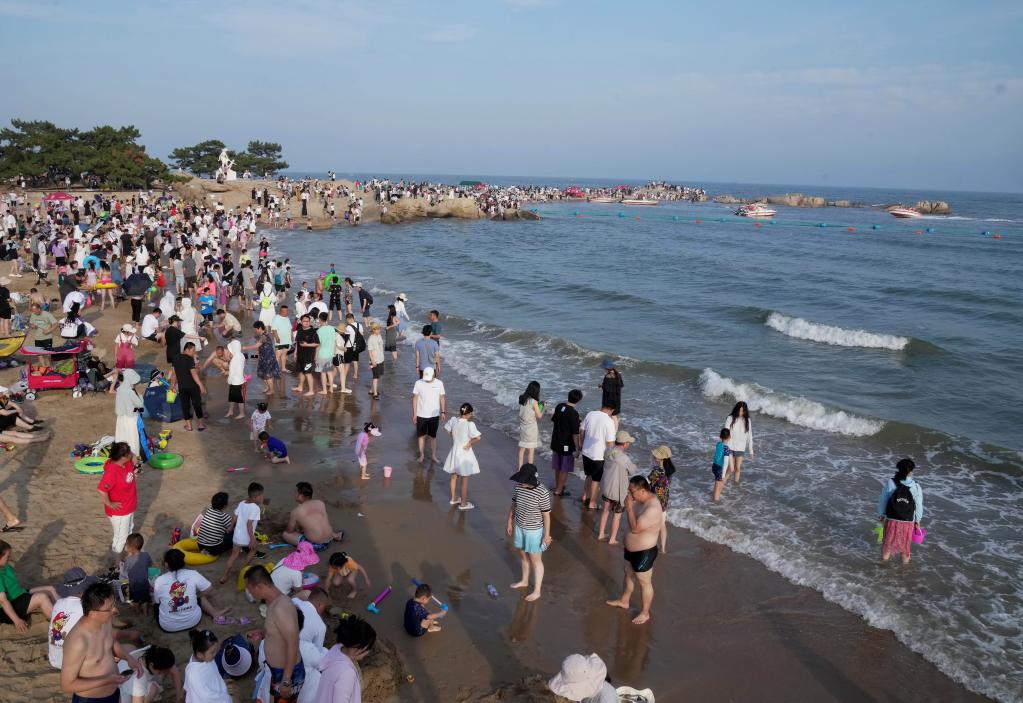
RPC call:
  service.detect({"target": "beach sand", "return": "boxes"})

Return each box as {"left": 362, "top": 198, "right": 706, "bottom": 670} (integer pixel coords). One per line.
{"left": 0, "top": 249, "right": 990, "bottom": 702}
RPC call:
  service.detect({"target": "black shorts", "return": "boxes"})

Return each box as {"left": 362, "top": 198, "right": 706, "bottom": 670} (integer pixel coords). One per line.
{"left": 362, "top": 306, "right": 371, "bottom": 317}
{"left": 276, "top": 344, "right": 290, "bottom": 351}
{"left": 328, "top": 294, "right": 342, "bottom": 311}
{"left": 228, "top": 384, "right": 244, "bottom": 403}
{"left": 624, "top": 546, "right": 658, "bottom": 573}
{"left": 416, "top": 416, "right": 440, "bottom": 438}
{"left": 343, "top": 349, "right": 357, "bottom": 364}
{"left": 582, "top": 456, "right": 605, "bottom": 482}
{"left": 0, "top": 592, "right": 31, "bottom": 624}
{"left": 185, "top": 276, "right": 196, "bottom": 288}
{"left": 371, "top": 364, "right": 383, "bottom": 379}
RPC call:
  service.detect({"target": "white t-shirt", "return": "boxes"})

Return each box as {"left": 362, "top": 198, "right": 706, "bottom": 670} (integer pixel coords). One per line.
{"left": 48, "top": 596, "right": 84, "bottom": 668}
{"left": 153, "top": 569, "right": 211, "bottom": 632}
{"left": 297, "top": 640, "right": 327, "bottom": 703}
{"left": 118, "top": 647, "right": 162, "bottom": 703}
{"left": 413, "top": 379, "right": 445, "bottom": 418}
{"left": 271, "top": 563, "right": 303, "bottom": 595}
{"left": 140, "top": 313, "right": 160, "bottom": 338}
{"left": 581, "top": 410, "right": 616, "bottom": 461}
{"left": 232, "top": 501, "right": 261, "bottom": 545}
{"left": 251, "top": 409, "right": 272, "bottom": 434}
{"left": 293, "top": 597, "right": 326, "bottom": 648}
{"left": 184, "top": 658, "right": 231, "bottom": 703}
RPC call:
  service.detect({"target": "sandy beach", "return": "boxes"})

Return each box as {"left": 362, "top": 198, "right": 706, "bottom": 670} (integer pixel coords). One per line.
{"left": 0, "top": 217, "right": 992, "bottom": 703}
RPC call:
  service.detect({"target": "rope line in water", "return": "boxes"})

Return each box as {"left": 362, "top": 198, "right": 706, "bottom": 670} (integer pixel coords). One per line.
{"left": 530, "top": 209, "right": 1011, "bottom": 240}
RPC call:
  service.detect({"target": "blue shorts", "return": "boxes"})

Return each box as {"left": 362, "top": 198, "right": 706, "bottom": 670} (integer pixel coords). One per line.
{"left": 513, "top": 525, "right": 545, "bottom": 554}
{"left": 730, "top": 450, "right": 745, "bottom": 458}
{"left": 299, "top": 535, "right": 332, "bottom": 552}
{"left": 712, "top": 463, "right": 724, "bottom": 481}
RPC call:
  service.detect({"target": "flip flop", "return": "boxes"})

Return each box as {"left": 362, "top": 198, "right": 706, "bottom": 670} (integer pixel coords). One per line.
{"left": 1, "top": 524, "right": 25, "bottom": 532}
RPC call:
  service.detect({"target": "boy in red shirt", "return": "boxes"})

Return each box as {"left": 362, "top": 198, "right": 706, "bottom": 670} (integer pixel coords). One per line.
{"left": 97, "top": 442, "right": 138, "bottom": 556}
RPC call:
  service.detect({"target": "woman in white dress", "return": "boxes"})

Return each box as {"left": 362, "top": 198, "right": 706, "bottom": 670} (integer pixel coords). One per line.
{"left": 394, "top": 293, "right": 410, "bottom": 337}
{"left": 443, "top": 402, "right": 482, "bottom": 510}
{"left": 517, "top": 381, "right": 544, "bottom": 468}
{"left": 114, "top": 368, "right": 144, "bottom": 456}
{"left": 256, "top": 282, "right": 276, "bottom": 327}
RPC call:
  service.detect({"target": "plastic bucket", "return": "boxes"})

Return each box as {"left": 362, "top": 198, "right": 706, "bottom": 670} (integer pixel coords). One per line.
{"left": 383, "top": 465, "right": 393, "bottom": 478}
{"left": 166, "top": 390, "right": 177, "bottom": 403}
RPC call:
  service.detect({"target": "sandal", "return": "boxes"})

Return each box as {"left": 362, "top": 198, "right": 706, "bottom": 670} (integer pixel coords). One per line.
{"left": 1, "top": 524, "right": 25, "bottom": 533}
{"left": 215, "top": 615, "right": 238, "bottom": 625}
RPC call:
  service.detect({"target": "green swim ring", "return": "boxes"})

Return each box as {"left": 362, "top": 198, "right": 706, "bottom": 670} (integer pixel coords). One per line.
{"left": 149, "top": 452, "right": 184, "bottom": 470}
{"left": 74, "top": 456, "right": 106, "bottom": 474}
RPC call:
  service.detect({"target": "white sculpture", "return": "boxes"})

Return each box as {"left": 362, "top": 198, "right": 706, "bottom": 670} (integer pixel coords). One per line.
{"left": 217, "top": 148, "right": 238, "bottom": 182}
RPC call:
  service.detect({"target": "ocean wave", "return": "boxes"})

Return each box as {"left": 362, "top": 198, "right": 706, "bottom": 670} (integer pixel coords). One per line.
{"left": 765, "top": 312, "right": 909, "bottom": 351}
{"left": 699, "top": 368, "right": 884, "bottom": 436}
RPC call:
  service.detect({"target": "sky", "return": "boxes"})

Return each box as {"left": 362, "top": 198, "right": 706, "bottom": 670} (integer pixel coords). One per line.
{"left": 1, "top": 0, "right": 1021, "bottom": 192}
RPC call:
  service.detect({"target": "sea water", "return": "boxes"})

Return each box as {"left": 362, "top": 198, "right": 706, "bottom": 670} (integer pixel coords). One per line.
{"left": 268, "top": 179, "right": 1023, "bottom": 702}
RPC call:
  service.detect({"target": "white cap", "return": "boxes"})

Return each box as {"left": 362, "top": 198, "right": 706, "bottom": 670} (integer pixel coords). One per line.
{"left": 422, "top": 367, "right": 435, "bottom": 381}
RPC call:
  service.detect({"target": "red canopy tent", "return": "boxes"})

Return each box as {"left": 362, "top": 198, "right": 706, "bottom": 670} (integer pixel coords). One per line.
{"left": 44, "top": 192, "right": 75, "bottom": 201}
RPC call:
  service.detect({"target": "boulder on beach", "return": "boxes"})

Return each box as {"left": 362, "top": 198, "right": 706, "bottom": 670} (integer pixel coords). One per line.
{"left": 766, "top": 193, "right": 827, "bottom": 208}
{"left": 913, "top": 200, "right": 951, "bottom": 214}
{"left": 383, "top": 196, "right": 483, "bottom": 224}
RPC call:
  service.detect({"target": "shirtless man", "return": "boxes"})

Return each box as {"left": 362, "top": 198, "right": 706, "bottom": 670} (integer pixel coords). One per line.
{"left": 60, "top": 582, "right": 142, "bottom": 703}
{"left": 245, "top": 566, "right": 303, "bottom": 702}
{"left": 606, "top": 475, "right": 663, "bottom": 624}
{"left": 282, "top": 482, "right": 343, "bottom": 549}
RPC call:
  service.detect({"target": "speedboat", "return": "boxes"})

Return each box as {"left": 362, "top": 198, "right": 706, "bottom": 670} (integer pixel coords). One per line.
{"left": 889, "top": 207, "right": 922, "bottom": 219}
{"left": 621, "top": 198, "right": 658, "bottom": 206}
{"left": 735, "top": 203, "right": 776, "bottom": 218}
{"left": 590, "top": 196, "right": 616, "bottom": 203}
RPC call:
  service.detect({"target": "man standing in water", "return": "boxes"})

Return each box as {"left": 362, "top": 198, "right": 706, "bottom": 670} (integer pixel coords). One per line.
{"left": 246, "top": 566, "right": 303, "bottom": 702}
{"left": 282, "top": 482, "right": 344, "bottom": 549}
{"left": 60, "top": 582, "right": 142, "bottom": 702}
{"left": 606, "top": 475, "right": 663, "bottom": 624}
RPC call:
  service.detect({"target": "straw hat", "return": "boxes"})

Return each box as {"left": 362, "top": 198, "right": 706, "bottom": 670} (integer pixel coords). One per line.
{"left": 615, "top": 429, "right": 636, "bottom": 444}
{"left": 651, "top": 445, "right": 672, "bottom": 460}
{"left": 548, "top": 653, "right": 607, "bottom": 701}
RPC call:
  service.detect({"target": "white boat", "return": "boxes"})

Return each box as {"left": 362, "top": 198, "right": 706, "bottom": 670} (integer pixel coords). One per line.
{"left": 735, "top": 203, "right": 776, "bottom": 218}
{"left": 889, "top": 207, "right": 922, "bottom": 219}
{"left": 621, "top": 198, "right": 659, "bottom": 206}
{"left": 590, "top": 196, "right": 617, "bottom": 203}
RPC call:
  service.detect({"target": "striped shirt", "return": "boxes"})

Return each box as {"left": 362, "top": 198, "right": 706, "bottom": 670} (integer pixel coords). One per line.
{"left": 512, "top": 485, "right": 552, "bottom": 531}
{"left": 196, "top": 509, "right": 233, "bottom": 548}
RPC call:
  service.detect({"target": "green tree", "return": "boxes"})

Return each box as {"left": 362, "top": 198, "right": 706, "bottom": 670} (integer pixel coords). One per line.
{"left": 167, "top": 139, "right": 226, "bottom": 177}
{"left": 0, "top": 118, "right": 170, "bottom": 188}
{"left": 233, "top": 140, "right": 288, "bottom": 177}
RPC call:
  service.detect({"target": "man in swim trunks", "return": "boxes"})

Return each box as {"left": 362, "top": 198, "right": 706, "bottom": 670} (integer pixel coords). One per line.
{"left": 282, "top": 482, "right": 343, "bottom": 550}
{"left": 246, "top": 566, "right": 303, "bottom": 702}
{"left": 606, "top": 475, "right": 663, "bottom": 624}
{"left": 60, "top": 582, "right": 143, "bottom": 703}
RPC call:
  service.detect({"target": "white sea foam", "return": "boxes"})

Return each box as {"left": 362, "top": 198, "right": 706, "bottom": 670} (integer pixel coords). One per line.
{"left": 699, "top": 368, "right": 884, "bottom": 436}
{"left": 765, "top": 312, "right": 909, "bottom": 351}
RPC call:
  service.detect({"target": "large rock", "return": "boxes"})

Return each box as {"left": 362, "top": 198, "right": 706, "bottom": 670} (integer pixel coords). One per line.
{"left": 713, "top": 195, "right": 741, "bottom": 204}
{"left": 913, "top": 200, "right": 951, "bottom": 214}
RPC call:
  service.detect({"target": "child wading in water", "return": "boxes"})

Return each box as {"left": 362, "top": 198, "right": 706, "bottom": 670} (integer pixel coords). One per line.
{"left": 712, "top": 428, "right": 731, "bottom": 502}
{"left": 355, "top": 422, "right": 381, "bottom": 480}
{"left": 442, "top": 403, "right": 482, "bottom": 510}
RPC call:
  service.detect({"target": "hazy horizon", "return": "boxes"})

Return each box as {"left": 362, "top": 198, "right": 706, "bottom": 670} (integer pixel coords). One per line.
{"left": 2, "top": 0, "right": 1021, "bottom": 192}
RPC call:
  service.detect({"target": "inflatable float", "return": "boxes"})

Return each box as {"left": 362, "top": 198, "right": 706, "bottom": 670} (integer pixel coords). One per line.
{"left": 171, "top": 538, "right": 218, "bottom": 565}
{"left": 74, "top": 456, "right": 106, "bottom": 474}
{"left": 149, "top": 452, "right": 183, "bottom": 470}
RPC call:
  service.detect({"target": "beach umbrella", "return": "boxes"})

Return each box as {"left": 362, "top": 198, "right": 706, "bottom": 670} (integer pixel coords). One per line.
{"left": 44, "top": 192, "right": 75, "bottom": 201}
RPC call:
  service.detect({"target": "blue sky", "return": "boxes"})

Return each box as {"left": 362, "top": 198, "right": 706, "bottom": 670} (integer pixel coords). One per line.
{"left": 1, "top": 0, "right": 1021, "bottom": 191}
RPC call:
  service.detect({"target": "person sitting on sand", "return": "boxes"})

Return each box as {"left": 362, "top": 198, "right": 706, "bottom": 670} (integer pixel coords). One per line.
{"left": 0, "top": 539, "right": 58, "bottom": 632}
{"left": 548, "top": 652, "right": 618, "bottom": 703}
{"left": 154, "top": 548, "right": 229, "bottom": 633}
{"left": 403, "top": 583, "right": 446, "bottom": 636}
{"left": 0, "top": 392, "right": 49, "bottom": 443}
{"left": 259, "top": 431, "right": 290, "bottom": 464}
{"left": 282, "top": 482, "right": 343, "bottom": 549}
{"left": 326, "top": 552, "right": 371, "bottom": 600}
{"left": 271, "top": 542, "right": 319, "bottom": 600}
{"left": 606, "top": 476, "right": 663, "bottom": 625}
{"left": 195, "top": 491, "right": 236, "bottom": 556}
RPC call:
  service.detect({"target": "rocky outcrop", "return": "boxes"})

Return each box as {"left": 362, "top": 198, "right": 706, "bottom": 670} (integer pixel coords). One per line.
{"left": 494, "top": 209, "right": 541, "bottom": 221}
{"left": 765, "top": 193, "right": 827, "bottom": 208}
{"left": 913, "top": 200, "right": 951, "bottom": 214}
{"left": 382, "top": 196, "right": 484, "bottom": 224}
{"left": 713, "top": 195, "right": 741, "bottom": 204}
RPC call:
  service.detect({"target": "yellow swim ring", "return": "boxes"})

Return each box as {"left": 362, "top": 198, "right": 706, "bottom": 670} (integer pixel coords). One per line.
{"left": 171, "top": 538, "right": 219, "bottom": 565}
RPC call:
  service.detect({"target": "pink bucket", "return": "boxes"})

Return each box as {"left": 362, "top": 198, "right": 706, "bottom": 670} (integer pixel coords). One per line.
{"left": 383, "top": 465, "right": 393, "bottom": 478}
{"left": 912, "top": 526, "right": 927, "bottom": 544}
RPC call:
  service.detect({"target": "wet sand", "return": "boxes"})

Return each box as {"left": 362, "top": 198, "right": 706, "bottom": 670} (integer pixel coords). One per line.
{"left": 0, "top": 271, "right": 990, "bottom": 701}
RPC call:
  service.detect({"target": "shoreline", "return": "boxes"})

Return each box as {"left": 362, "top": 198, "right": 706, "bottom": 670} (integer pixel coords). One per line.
{"left": 0, "top": 228, "right": 992, "bottom": 702}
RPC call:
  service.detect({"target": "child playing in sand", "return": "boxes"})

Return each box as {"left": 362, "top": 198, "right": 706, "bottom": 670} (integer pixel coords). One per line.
{"left": 250, "top": 403, "right": 272, "bottom": 453}
{"left": 220, "top": 482, "right": 263, "bottom": 584}
{"left": 354, "top": 423, "right": 381, "bottom": 480}
{"left": 403, "top": 583, "right": 446, "bottom": 636}
{"left": 712, "top": 428, "right": 731, "bottom": 502}
{"left": 184, "top": 629, "right": 231, "bottom": 703}
{"left": 326, "top": 552, "right": 371, "bottom": 600}
{"left": 258, "top": 431, "right": 290, "bottom": 464}
{"left": 123, "top": 533, "right": 153, "bottom": 614}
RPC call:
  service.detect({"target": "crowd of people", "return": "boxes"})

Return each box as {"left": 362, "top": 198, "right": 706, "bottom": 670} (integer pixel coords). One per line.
{"left": 0, "top": 182, "right": 926, "bottom": 703}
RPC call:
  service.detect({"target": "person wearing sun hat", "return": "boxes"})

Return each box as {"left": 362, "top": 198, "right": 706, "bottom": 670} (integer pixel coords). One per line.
{"left": 271, "top": 541, "right": 320, "bottom": 599}
{"left": 506, "top": 463, "right": 553, "bottom": 602}
{"left": 215, "top": 633, "right": 255, "bottom": 679}
{"left": 548, "top": 653, "right": 617, "bottom": 702}
{"left": 647, "top": 445, "right": 676, "bottom": 553}
{"left": 47, "top": 567, "right": 98, "bottom": 668}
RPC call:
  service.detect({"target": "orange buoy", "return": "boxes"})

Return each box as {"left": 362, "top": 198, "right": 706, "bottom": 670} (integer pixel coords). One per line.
{"left": 695, "top": 219, "right": 702, "bottom": 224}
{"left": 994, "top": 234, "right": 1002, "bottom": 239}
{"left": 847, "top": 227, "right": 855, "bottom": 232}
{"left": 635, "top": 216, "right": 640, "bottom": 221}
{"left": 914, "top": 230, "right": 923, "bottom": 235}
{"left": 754, "top": 222, "right": 761, "bottom": 228}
